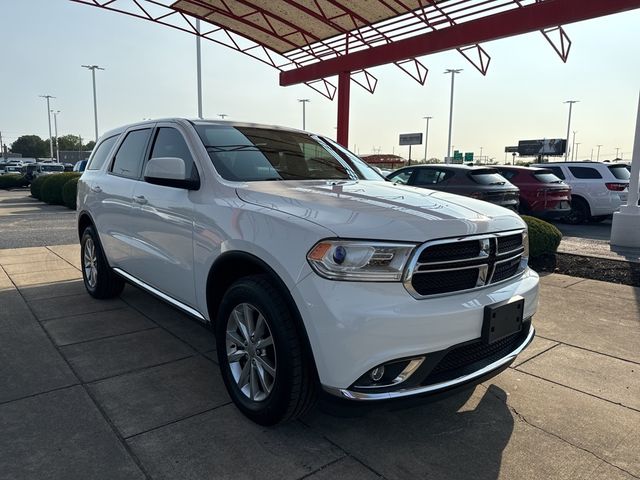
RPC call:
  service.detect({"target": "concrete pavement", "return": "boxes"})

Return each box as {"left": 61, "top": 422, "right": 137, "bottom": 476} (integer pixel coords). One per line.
{"left": 0, "top": 244, "right": 639, "bottom": 479}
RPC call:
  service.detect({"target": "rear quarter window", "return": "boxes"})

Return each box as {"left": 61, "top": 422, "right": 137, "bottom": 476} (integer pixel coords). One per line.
{"left": 608, "top": 165, "right": 630, "bottom": 180}
{"left": 533, "top": 171, "right": 564, "bottom": 184}
{"left": 544, "top": 166, "right": 565, "bottom": 180}
{"left": 469, "top": 170, "right": 507, "bottom": 185}
{"left": 568, "top": 167, "right": 602, "bottom": 179}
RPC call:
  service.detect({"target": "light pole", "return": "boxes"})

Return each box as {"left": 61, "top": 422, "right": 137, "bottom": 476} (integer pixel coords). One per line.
{"left": 39, "top": 95, "right": 55, "bottom": 159}
{"left": 615, "top": 147, "right": 620, "bottom": 159}
{"left": 298, "top": 99, "right": 310, "bottom": 130}
{"left": 571, "top": 130, "right": 577, "bottom": 161}
{"left": 196, "top": 19, "right": 203, "bottom": 119}
{"left": 574, "top": 142, "right": 581, "bottom": 160}
{"left": 51, "top": 110, "right": 60, "bottom": 162}
{"left": 445, "top": 69, "right": 462, "bottom": 163}
{"left": 218, "top": 114, "right": 228, "bottom": 119}
{"left": 596, "top": 144, "right": 602, "bottom": 161}
{"left": 422, "top": 116, "right": 432, "bottom": 162}
{"left": 81, "top": 64, "right": 105, "bottom": 142}
{"left": 564, "top": 100, "right": 579, "bottom": 161}
{"left": 479, "top": 146, "right": 484, "bottom": 163}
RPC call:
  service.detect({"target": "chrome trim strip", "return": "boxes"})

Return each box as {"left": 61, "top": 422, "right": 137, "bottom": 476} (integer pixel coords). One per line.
{"left": 493, "top": 252, "right": 524, "bottom": 266}
{"left": 413, "top": 264, "right": 482, "bottom": 274}
{"left": 113, "top": 267, "right": 206, "bottom": 321}
{"left": 355, "top": 357, "right": 425, "bottom": 390}
{"left": 324, "top": 326, "right": 535, "bottom": 401}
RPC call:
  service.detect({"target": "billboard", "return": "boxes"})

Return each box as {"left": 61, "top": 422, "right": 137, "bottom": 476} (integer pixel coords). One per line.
{"left": 517, "top": 139, "right": 566, "bottom": 156}
{"left": 399, "top": 133, "right": 423, "bottom": 145}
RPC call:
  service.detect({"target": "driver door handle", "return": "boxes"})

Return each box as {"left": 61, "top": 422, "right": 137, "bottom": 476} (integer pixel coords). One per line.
{"left": 133, "top": 195, "right": 148, "bottom": 205}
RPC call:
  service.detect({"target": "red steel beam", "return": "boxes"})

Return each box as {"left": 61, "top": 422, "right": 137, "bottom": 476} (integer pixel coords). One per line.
{"left": 280, "top": 0, "right": 640, "bottom": 86}
{"left": 336, "top": 71, "right": 351, "bottom": 147}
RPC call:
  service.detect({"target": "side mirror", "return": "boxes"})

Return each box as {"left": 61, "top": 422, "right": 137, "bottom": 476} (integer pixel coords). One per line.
{"left": 143, "top": 157, "right": 199, "bottom": 190}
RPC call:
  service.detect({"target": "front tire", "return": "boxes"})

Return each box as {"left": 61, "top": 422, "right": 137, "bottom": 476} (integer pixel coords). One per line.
{"left": 216, "top": 275, "right": 316, "bottom": 425}
{"left": 80, "top": 226, "right": 125, "bottom": 299}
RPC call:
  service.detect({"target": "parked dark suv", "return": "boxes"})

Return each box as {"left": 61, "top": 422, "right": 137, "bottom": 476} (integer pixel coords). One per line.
{"left": 387, "top": 164, "right": 520, "bottom": 210}
{"left": 494, "top": 166, "right": 572, "bottom": 219}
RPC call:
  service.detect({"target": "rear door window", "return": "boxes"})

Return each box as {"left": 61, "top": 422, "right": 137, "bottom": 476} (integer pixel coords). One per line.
{"left": 87, "top": 135, "right": 118, "bottom": 171}
{"left": 469, "top": 169, "right": 507, "bottom": 185}
{"left": 413, "top": 168, "right": 447, "bottom": 185}
{"left": 568, "top": 166, "right": 602, "bottom": 179}
{"left": 388, "top": 169, "right": 414, "bottom": 184}
{"left": 110, "top": 129, "right": 152, "bottom": 179}
{"left": 608, "top": 165, "right": 630, "bottom": 180}
{"left": 544, "top": 166, "right": 565, "bottom": 179}
{"left": 497, "top": 170, "right": 516, "bottom": 180}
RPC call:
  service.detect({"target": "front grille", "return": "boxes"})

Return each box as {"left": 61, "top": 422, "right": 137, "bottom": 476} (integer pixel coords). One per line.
{"left": 423, "top": 323, "right": 530, "bottom": 385}
{"left": 408, "top": 231, "right": 525, "bottom": 297}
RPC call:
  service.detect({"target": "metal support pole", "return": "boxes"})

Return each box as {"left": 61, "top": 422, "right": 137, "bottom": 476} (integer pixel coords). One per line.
{"left": 52, "top": 110, "right": 60, "bottom": 162}
{"left": 571, "top": 131, "right": 577, "bottom": 161}
{"left": 39, "top": 95, "right": 55, "bottom": 159}
{"left": 597, "top": 144, "right": 602, "bottom": 161}
{"left": 445, "top": 69, "right": 461, "bottom": 162}
{"left": 336, "top": 72, "right": 350, "bottom": 147}
{"left": 575, "top": 142, "right": 580, "bottom": 161}
{"left": 298, "top": 99, "right": 310, "bottom": 130}
{"left": 196, "top": 19, "right": 203, "bottom": 119}
{"left": 564, "top": 100, "right": 578, "bottom": 161}
{"left": 91, "top": 69, "right": 98, "bottom": 141}
{"left": 423, "top": 116, "right": 432, "bottom": 162}
{"left": 408, "top": 145, "right": 412, "bottom": 166}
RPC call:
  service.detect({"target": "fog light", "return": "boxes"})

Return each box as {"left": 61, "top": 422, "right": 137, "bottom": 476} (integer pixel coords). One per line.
{"left": 369, "top": 366, "right": 385, "bottom": 382}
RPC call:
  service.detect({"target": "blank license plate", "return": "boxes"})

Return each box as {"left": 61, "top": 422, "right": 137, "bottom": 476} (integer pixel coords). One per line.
{"left": 483, "top": 296, "right": 524, "bottom": 344}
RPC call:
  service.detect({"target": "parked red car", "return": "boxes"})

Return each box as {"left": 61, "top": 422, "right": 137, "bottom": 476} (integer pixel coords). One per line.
{"left": 495, "top": 166, "right": 571, "bottom": 218}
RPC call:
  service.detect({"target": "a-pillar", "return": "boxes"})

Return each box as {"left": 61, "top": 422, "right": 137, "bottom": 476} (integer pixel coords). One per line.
{"left": 611, "top": 91, "right": 640, "bottom": 248}
{"left": 336, "top": 71, "right": 350, "bottom": 148}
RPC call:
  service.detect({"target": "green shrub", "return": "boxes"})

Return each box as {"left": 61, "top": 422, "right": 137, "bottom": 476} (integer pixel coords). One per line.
{"left": 62, "top": 177, "right": 80, "bottom": 210}
{"left": 40, "top": 173, "right": 81, "bottom": 205}
{"left": 0, "top": 174, "right": 28, "bottom": 189}
{"left": 522, "top": 215, "right": 562, "bottom": 258}
{"left": 30, "top": 175, "right": 48, "bottom": 199}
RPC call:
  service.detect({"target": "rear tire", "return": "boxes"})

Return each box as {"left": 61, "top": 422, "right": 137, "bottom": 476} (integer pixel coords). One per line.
{"left": 80, "top": 226, "right": 125, "bottom": 299}
{"left": 216, "top": 274, "right": 316, "bottom": 425}
{"left": 565, "top": 198, "right": 589, "bottom": 225}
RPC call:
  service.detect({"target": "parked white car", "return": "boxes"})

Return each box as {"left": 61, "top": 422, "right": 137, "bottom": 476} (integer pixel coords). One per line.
{"left": 31, "top": 162, "right": 65, "bottom": 179}
{"left": 531, "top": 161, "right": 629, "bottom": 223}
{"left": 78, "top": 119, "right": 539, "bottom": 424}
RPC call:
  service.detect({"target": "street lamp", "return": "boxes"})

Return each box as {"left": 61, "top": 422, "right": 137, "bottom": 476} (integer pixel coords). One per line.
{"left": 218, "top": 114, "right": 228, "bottom": 119}
{"left": 39, "top": 95, "right": 55, "bottom": 159}
{"left": 298, "top": 99, "right": 310, "bottom": 130}
{"left": 422, "top": 116, "right": 432, "bottom": 162}
{"left": 615, "top": 147, "right": 620, "bottom": 159}
{"left": 479, "top": 146, "right": 484, "bottom": 162}
{"left": 574, "top": 142, "right": 581, "bottom": 160}
{"left": 564, "top": 100, "right": 579, "bottom": 161}
{"left": 196, "top": 19, "right": 203, "bottom": 119}
{"left": 51, "top": 110, "right": 60, "bottom": 162}
{"left": 81, "top": 64, "right": 105, "bottom": 142}
{"left": 571, "top": 130, "right": 577, "bottom": 161}
{"left": 444, "top": 69, "right": 462, "bottom": 163}
{"left": 596, "top": 144, "right": 603, "bottom": 161}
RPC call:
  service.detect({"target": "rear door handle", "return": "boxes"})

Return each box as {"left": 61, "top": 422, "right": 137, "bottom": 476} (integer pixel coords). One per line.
{"left": 133, "top": 195, "right": 148, "bottom": 205}
{"left": 90, "top": 185, "right": 102, "bottom": 193}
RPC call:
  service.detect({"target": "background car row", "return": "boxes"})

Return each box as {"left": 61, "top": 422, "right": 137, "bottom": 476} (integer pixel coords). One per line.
{"left": 386, "top": 161, "right": 631, "bottom": 224}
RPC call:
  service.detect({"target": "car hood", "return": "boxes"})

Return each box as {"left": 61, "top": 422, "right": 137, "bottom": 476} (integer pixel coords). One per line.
{"left": 235, "top": 180, "right": 525, "bottom": 242}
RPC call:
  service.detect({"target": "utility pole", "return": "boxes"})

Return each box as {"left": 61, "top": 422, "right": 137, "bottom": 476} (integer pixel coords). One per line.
{"left": 564, "top": 100, "right": 579, "bottom": 161}
{"left": 445, "top": 69, "right": 462, "bottom": 163}
{"left": 218, "top": 114, "right": 228, "bottom": 119}
{"left": 590, "top": 148, "right": 593, "bottom": 161}
{"left": 81, "top": 65, "right": 105, "bottom": 142}
{"left": 51, "top": 110, "right": 60, "bottom": 162}
{"left": 423, "top": 116, "right": 432, "bottom": 162}
{"left": 480, "top": 146, "right": 484, "bottom": 163}
{"left": 574, "top": 142, "right": 581, "bottom": 161}
{"left": 571, "top": 131, "right": 577, "bottom": 161}
{"left": 615, "top": 147, "right": 620, "bottom": 159}
{"left": 39, "top": 95, "right": 55, "bottom": 159}
{"left": 596, "top": 144, "right": 602, "bottom": 161}
{"left": 196, "top": 19, "right": 203, "bottom": 119}
{"left": 298, "top": 99, "right": 310, "bottom": 130}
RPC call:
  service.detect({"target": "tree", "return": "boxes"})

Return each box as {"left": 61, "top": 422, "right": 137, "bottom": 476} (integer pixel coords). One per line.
{"left": 10, "top": 135, "right": 48, "bottom": 158}
{"left": 56, "top": 134, "right": 83, "bottom": 151}
{"left": 84, "top": 141, "right": 96, "bottom": 151}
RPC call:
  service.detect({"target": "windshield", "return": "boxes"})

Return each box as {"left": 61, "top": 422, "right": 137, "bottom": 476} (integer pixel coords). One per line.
{"left": 469, "top": 169, "right": 507, "bottom": 185}
{"left": 195, "top": 125, "right": 377, "bottom": 182}
{"left": 609, "top": 165, "right": 630, "bottom": 180}
{"left": 42, "top": 164, "right": 64, "bottom": 172}
{"left": 533, "top": 171, "right": 564, "bottom": 184}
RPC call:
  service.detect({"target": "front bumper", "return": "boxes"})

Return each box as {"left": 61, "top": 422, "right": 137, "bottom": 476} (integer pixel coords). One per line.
{"left": 292, "top": 267, "right": 539, "bottom": 396}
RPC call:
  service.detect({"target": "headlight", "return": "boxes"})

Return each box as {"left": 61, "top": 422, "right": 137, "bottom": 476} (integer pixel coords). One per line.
{"left": 307, "top": 240, "right": 416, "bottom": 281}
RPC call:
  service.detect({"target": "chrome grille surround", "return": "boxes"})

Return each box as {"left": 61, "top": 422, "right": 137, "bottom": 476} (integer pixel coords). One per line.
{"left": 403, "top": 230, "right": 527, "bottom": 299}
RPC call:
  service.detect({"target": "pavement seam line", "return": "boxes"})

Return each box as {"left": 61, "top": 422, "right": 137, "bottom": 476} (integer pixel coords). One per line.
{"left": 3, "top": 272, "right": 154, "bottom": 480}
{"left": 481, "top": 384, "right": 640, "bottom": 479}
{"left": 534, "top": 334, "right": 640, "bottom": 367}
{"left": 511, "top": 342, "right": 561, "bottom": 368}
{"left": 36, "top": 303, "right": 125, "bottom": 322}
{"left": 46, "top": 245, "right": 81, "bottom": 271}
{"left": 298, "top": 419, "right": 389, "bottom": 479}
{"left": 510, "top": 368, "right": 640, "bottom": 413}
{"left": 293, "top": 456, "right": 351, "bottom": 480}
{"left": 0, "top": 383, "right": 81, "bottom": 407}
{"left": 50, "top": 325, "right": 160, "bottom": 348}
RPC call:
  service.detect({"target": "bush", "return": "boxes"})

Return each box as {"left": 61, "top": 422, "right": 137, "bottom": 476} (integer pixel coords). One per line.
{"left": 30, "top": 175, "right": 47, "bottom": 199}
{"left": 62, "top": 177, "right": 80, "bottom": 210}
{"left": 0, "top": 174, "right": 29, "bottom": 189}
{"left": 522, "top": 215, "right": 562, "bottom": 258}
{"left": 40, "top": 173, "right": 81, "bottom": 205}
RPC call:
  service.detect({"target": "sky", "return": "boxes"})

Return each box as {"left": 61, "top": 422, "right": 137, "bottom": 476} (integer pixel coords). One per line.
{"left": 1, "top": 0, "right": 639, "bottom": 163}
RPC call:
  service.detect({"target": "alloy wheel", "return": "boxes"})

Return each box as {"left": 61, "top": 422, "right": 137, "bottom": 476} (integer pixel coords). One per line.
{"left": 83, "top": 237, "right": 98, "bottom": 289}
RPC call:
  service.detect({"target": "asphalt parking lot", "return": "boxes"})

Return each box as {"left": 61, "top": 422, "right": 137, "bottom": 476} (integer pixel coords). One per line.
{"left": 1, "top": 190, "right": 639, "bottom": 480}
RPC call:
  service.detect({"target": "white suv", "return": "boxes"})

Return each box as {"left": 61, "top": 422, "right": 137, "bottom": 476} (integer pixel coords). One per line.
{"left": 77, "top": 119, "right": 539, "bottom": 424}
{"left": 531, "top": 161, "right": 630, "bottom": 223}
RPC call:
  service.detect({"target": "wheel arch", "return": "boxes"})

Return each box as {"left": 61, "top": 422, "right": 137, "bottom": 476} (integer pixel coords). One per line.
{"left": 570, "top": 194, "right": 591, "bottom": 216}
{"left": 77, "top": 210, "right": 95, "bottom": 241}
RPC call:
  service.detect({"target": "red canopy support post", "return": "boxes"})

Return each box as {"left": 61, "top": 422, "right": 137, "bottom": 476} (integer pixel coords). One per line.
{"left": 336, "top": 71, "right": 350, "bottom": 148}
